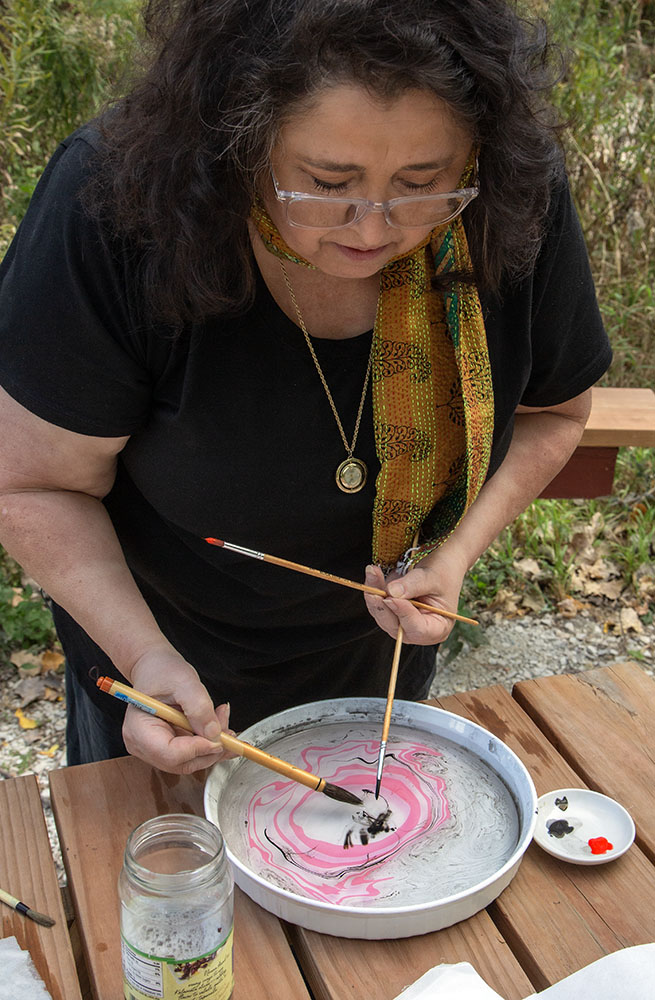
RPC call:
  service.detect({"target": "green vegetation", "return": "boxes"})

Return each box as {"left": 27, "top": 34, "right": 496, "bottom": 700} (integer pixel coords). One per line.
{"left": 0, "top": 0, "right": 141, "bottom": 248}
{"left": 0, "top": 0, "right": 653, "bottom": 657}
{"left": 548, "top": 0, "right": 655, "bottom": 389}
{"left": 0, "top": 551, "right": 56, "bottom": 656}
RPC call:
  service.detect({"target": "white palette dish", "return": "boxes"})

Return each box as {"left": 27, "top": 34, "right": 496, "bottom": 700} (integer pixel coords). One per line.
{"left": 204, "top": 698, "right": 537, "bottom": 939}
{"left": 534, "top": 787, "right": 635, "bottom": 865}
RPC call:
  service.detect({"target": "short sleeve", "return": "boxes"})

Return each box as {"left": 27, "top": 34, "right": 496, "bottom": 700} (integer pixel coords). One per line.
{"left": 519, "top": 178, "right": 612, "bottom": 407}
{"left": 0, "top": 129, "right": 153, "bottom": 436}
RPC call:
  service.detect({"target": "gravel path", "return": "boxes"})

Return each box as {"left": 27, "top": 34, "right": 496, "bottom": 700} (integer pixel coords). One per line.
{"left": 431, "top": 607, "right": 654, "bottom": 697}
{"left": 1, "top": 606, "right": 653, "bottom": 884}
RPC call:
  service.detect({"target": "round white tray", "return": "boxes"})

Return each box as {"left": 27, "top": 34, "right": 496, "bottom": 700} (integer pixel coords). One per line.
{"left": 204, "top": 698, "right": 537, "bottom": 939}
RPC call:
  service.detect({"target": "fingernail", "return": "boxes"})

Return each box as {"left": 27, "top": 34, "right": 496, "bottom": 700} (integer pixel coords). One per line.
{"left": 387, "top": 581, "right": 405, "bottom": 597}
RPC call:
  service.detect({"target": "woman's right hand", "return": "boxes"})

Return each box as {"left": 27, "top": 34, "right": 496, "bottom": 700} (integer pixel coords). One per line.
{"left": 123, "top": 645, "right": 236, "bottom": 774}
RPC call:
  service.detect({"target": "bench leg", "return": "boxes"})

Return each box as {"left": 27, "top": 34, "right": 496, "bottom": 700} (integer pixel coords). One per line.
{"left": 539, "top": 446, "right": 618, "bottom": 499}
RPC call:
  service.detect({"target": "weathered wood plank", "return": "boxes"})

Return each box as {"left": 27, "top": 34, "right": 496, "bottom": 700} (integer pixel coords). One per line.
{"left": 438, "top": 683, "right": 655, "bottom": 990}
{"left": 0, "top": 774, "right": 82, "bottom": 1000}
{"left": 513, "top": 662, "right": 655, "bottom": 863}
{"left": 49, "top": 756, "right": 312, "bottom": 1000}
{"left": 580, "top": 387, "right": 655, "bottom": 447}
{"left": 539, "top": 386, "right": 655, "bottom": 497}
{"left": 287, "top": 909, "right": 535, "bottom": 1000}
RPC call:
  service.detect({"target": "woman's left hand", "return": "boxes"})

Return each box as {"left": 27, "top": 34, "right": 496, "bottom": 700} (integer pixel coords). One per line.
{"left": 363, "top": 546, "right": 468, "bottom": 645}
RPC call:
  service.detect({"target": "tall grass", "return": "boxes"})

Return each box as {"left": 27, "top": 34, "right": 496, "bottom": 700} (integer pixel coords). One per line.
{"left": 548, "top": 0, "right": 655, "bottom": 387}
{"left": 0, "top": 0, "right": 140, "bottom": 248}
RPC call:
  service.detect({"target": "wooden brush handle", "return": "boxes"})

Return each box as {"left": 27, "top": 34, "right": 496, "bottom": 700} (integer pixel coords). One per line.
{"left": 216, "top": 732, "right": 322, "bottom": 791}
{"left": 265, "top": 556, "right": 477, "bottom": 624}
{"left": 100, "top": 679, "right": 323, "bottom": 792}
{"left": 381, "top": 626, "right": 404, "bottom": 744}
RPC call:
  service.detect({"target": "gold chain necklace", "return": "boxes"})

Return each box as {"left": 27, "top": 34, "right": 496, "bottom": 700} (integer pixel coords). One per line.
{"left": 279, "top": 259, "right": 373, "bottom": 494}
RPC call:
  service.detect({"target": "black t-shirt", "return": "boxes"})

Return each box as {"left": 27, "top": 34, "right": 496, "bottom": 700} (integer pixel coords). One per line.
{"left": 0, "top": 129, "right": 612, "bottom": 730}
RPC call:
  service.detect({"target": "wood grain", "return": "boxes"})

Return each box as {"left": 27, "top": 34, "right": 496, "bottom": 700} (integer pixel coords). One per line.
{"left": 49, "top": 755, "right": 311, "bottom": 1000}
{"left": 513, "top": 661, "right": 655, "bottom": 863}
{"left": 542, "top": 386, "right": 655, "bottom": 497}
{"left": 287, "top": 908, "right": 534, "bottom": 1000}
{"left": 0, "top": 774, "right": 82, "bottom": 1000}
{"left": 580, "top": 387, "right": 655, "bottom": 447}
{"left": 438, "top": 683, "right": 655, "bottom": 991}
{"left": 43, "top": 667, "right": 655, "bottom": 1000}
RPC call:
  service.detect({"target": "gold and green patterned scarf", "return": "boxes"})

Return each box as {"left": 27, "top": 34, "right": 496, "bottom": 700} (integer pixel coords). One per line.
{"left": 251, "top": 172, "right": 494, "bottom": 570}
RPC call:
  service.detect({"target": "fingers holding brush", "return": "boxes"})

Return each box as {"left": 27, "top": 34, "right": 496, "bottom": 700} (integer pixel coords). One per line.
{"left": 364, "top": 564, "right": 403, "bottom": 637}
{"left": 364, "top": 561, "right": 463, "bottom": 646}
{"left": 122, "top": 646, "right": 237, "bottom": 774}
{"left": 123, "top": 708, "right": 232, "bottom": 775}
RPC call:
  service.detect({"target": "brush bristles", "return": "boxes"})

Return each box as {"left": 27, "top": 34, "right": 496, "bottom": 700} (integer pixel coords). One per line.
{"left": 24, "top": 906, "right": 55, "bottom": 927}
{"left": 322, "top": 782, "right": 363, "bottom": 806}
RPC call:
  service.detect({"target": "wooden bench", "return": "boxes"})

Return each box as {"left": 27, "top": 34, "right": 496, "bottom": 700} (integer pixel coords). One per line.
{"left": 540, "top": 386, "right": 655, "bottom": 498}
{"left": 0, "top": 775, "right": 82, "bottom": 1000}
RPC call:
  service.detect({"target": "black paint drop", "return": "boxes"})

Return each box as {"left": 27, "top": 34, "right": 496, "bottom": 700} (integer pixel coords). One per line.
{"left": 547, "top": 819, "right": 574, "bottom": 839}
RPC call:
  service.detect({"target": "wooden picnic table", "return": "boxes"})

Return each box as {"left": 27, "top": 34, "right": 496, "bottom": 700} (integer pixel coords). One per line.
{"left": 2, "top": 660, "right": 654, "bottom": 999}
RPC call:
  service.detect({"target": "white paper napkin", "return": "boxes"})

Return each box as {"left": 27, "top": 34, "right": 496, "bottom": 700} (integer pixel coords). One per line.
{"left": 0, "top": 936, "right": 53, "bottom": 999}
{"left": 523, "top": 944, "right": 655, "bottom": 1000}
{"left": 394, "top": 944, "right": 655, "bottom": 1000}
{"left": 395, "top": 962, "right": 505, "bottom": 999}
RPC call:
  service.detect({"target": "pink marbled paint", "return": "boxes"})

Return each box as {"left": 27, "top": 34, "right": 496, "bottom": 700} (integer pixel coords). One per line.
{"left": 245, "top": 738, "right": 450, "bottom": 904}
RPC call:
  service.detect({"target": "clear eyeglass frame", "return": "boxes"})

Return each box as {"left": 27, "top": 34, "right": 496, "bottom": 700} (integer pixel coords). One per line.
{"left": 270, "top": 167, "right": 479, "bottom": 230}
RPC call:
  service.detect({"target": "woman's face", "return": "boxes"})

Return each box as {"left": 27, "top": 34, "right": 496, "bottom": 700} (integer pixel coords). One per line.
{"left": 264, "top": 84, "right": 473, "bottom": 280}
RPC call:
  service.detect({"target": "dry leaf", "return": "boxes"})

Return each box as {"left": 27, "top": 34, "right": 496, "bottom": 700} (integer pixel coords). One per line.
{"left": 41, "top": 649, "right": 65, "bottom": 673}
{"left": 592, "top": 580, "right": 625, "bottom": 599}
{"left": 513, "top": 558, "right": 543, "bottom": 580}
{"left": 557, "top": 597, "right": 585, "bottom": 618}
{"left": 635, "top": 567, "right": 655, "bottom": 603}
{"left": 619, "top": 607, "right": 644, "bottom": 634}
{"left": 10, "top": 650, "right": 41, "bottom": 671}
{"left": 38, "top": 744, "right": 60, "bottom": 758}
{"left": 570, "top": 570, "right": 624, "bottom": 599}
{"left": 488, "top": 588, "right": 521, "bottom": 616}
{"left": 583, "top": 558, "right": 621, "bottom": 580}
{"left": 14, "top": 708, "right": 39, "bottom": 730}
{"left": 521, "top": 586, "right": 546, "bottom": 613}
{"left": 15, "top": 676, "right": 47, "bottom": 708}
{"left": 570, "top": 512, "right": 605, "bottom": 556}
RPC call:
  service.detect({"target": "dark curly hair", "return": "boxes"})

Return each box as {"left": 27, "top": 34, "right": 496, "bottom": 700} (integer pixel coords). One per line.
{"left": 85, "top": 0, "right": 566, "bottom": 327}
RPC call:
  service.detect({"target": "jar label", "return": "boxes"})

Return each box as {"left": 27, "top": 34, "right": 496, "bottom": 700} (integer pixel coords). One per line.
{"left": 122, "top": 927, "right": 234, "bottom": 1000}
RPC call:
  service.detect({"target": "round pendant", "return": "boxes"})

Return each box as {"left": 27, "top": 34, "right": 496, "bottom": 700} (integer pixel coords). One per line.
{"left": 336, "top": 457, "right": 368, "bottom": 493}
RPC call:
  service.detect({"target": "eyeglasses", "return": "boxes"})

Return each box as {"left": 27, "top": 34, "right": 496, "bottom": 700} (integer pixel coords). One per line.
{"left": 270, "top": 168, "right": 479, "bottom": 230}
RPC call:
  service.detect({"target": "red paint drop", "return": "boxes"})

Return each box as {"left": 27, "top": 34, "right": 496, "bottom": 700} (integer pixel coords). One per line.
{"left": 588, "top": 836, "right": 613, "bottom": 854}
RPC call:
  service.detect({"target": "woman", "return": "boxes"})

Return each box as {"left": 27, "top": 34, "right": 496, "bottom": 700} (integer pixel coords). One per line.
{"left": 0, "top": 0, "right": 611, "bottom": 773}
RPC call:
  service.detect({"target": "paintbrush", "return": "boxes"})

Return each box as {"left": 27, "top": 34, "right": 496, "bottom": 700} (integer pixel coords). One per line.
{"left": 97, "top": 677, "right": 362, "bottom": 806}
{"left": 204, "top": 538, "right": 478, "bottom": 626}
{"left": 0, "top": 887, "right": 55, "bottom": 927}
{"left": 374, "top": 625, "right": 404, "bottom": 799}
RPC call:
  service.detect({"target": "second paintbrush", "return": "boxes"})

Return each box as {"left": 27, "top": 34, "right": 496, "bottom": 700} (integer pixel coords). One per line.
{"left": 96, "top": 677, "right": 362, "bottom": 806}
{"left": 204, "top": 537, "right": 478, "bottom": 626}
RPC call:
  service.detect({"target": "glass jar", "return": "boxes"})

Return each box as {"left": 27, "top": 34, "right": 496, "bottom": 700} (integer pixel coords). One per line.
{"left": 119, "top": 814, "right": 234, "bottom": 1000}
